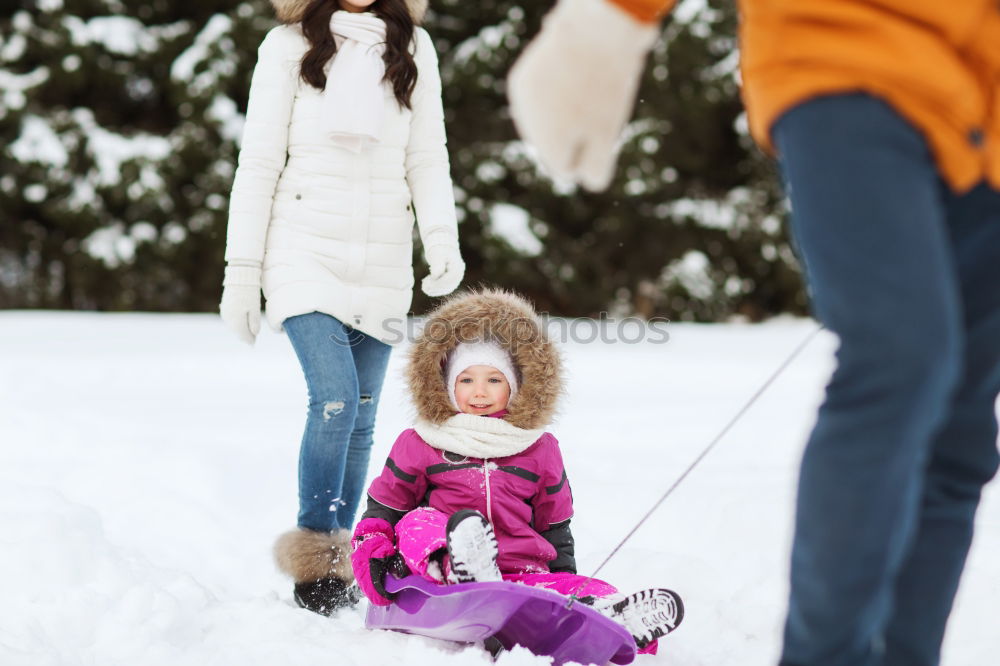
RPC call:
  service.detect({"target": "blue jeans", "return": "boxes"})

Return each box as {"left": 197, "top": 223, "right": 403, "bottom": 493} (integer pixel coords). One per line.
{"left": 284, "top": 313, "right": 392, "bottom": 533}
{"left": 774, "top": 94, "right": 1000, "bottom": 666}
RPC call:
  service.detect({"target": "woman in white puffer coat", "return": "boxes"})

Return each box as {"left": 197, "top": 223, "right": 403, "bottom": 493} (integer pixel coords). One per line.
{"left": 219, "top": 0, "right": 463, "bottom": 615}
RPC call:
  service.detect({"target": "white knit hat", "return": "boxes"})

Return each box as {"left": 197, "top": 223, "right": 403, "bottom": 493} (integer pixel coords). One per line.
{"left": 446, "top": 341, "right": 519, "bottom": 410}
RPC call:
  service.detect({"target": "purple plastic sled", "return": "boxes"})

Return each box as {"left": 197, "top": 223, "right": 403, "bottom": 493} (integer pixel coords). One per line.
{"left": 365, "top": 575, "right": 637, "bottom": 665}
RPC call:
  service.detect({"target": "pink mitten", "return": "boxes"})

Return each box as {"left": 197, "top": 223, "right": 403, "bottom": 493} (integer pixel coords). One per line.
{"left": 351, "top": 518, "right": 399, "bottom": 606}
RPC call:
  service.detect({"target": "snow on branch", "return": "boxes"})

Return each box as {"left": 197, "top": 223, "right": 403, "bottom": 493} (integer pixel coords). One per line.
{"left": 62, "top": 15, "right": 190, "bottom": 57}
{"left": 170, "top": 15, "right": 236, "bottom": 97}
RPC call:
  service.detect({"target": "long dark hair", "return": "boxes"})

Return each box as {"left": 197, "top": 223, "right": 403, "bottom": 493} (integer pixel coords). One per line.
{"left": 299, "top": 0, "right": 418, "bottom": 109}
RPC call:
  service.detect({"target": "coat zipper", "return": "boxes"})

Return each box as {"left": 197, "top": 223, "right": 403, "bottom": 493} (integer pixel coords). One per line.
{"left": 483, "top": 460, "right": 494, "bottom": 525}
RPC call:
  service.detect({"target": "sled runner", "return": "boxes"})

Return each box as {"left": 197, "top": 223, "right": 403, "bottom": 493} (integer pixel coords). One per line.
{"left": 365, "top": 574, "right": 638, "bottom": 665}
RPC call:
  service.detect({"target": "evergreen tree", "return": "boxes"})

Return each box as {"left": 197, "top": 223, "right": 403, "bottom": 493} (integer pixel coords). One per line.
{"left": 0, "top": 0, "right": 272, "bottom": 310}
{"left": 2, "top": 0, "right": 806, "bottom": 321}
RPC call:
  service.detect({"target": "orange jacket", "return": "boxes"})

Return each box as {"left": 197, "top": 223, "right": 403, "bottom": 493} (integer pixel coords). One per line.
{"left": 609, "top": 0, "right": 1000, "bottom": 192}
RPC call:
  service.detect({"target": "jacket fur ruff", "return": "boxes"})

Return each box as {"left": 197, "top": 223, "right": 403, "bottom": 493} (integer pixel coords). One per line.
{"left": 408, "top": 289, "right": 563, "bottom": 431}
{"left": 270, "top": 0, "right": 429, "bottom": 24}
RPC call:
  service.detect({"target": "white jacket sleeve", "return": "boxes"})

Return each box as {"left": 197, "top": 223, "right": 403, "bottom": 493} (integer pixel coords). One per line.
{"left": 405, "top": 28, "right": 459, "bottom": 250}
{"left": 224, "top": 26, "right": 300, "bottom": 264}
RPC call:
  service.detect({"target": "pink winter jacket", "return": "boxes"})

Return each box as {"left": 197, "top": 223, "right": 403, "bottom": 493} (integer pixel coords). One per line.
{"left": 366, "top": 426, "right": 574, "bottom": 574}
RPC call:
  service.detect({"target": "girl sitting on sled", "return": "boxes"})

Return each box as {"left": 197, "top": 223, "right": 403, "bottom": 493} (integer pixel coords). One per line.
{"left": 350, "top": 289, "right": 684, "bottom": 653}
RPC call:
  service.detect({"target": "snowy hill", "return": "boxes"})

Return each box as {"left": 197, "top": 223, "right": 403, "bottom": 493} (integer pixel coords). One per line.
{"left": 1, "top": 312, "right": 996, "bottom": 665}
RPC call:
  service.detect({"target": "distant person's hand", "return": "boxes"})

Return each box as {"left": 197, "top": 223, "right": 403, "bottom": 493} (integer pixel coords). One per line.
{"left": 507, "top": 0, "right": 659, "bottom": 191}
{"left": 421, "top": 244, "right": 465, "bottom": 297}
{"left": 219, "top": 263, "right": 262, "bottom": 345}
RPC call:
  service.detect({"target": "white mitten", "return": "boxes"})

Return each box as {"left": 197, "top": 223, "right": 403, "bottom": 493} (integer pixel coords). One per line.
{"left": 421, "top": 244, "right": 465, "bottom": 297}
{"left": 219, "top": 262, "right": 262, "bottom": 345}
{"left": 507, "top": 0, "right": 660, "bottom": 191}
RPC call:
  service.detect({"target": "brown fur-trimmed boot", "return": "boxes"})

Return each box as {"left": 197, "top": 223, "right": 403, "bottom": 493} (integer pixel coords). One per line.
{"left": 274, "top": 528, "right": 358, "bottom": 616}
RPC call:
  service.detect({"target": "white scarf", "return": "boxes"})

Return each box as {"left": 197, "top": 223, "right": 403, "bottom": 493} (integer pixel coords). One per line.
{"left": 414, "top": 413, "right": 545, "bottom": 460}
{"left": 323, "top": 11, "right": 388, "bottom": 152}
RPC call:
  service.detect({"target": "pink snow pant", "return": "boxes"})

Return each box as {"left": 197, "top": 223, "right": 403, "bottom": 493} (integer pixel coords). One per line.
{"left": 395, "top": 507, "right": 658, "bottom": 655}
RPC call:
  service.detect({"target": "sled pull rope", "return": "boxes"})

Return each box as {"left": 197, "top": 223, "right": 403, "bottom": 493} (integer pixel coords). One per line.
{"left": 566, "top": 324, "right": 825, "bottom": 608}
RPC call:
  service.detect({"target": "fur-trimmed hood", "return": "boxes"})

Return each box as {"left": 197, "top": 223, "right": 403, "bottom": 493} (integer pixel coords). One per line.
{"left": 270, "top": 0, "right": 428, "bottom": 24}
{"left": 408, "top": 289, "right": 563, "bottom": 430}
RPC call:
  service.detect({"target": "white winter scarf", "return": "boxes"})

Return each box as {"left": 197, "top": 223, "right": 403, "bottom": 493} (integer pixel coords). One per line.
{"left": 414, "top": 414, "right": 545, "bottom": 459}
{"left": 323, "top": 11, "right": 388, "bottom": 152}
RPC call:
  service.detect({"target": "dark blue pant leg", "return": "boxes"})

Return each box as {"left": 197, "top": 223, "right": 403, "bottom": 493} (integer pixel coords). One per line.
{"left": 882, "top": 184, "right": 1000, "bottom": 666}
{"left": 773, "top": 94, "right": 966, "bottom": 666}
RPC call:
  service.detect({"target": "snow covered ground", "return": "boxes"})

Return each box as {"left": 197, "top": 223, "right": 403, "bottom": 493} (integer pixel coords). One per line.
{"left": 1, "top": 312, "right": 997, "bottom": 666}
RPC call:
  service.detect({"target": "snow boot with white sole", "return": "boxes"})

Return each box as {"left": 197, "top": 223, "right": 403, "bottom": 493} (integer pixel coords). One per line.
{"left": 596, "top": 588, "right": 684, "bottom": 648}
{"left": 446, "top": 509, "right": 502, "bottom": 584}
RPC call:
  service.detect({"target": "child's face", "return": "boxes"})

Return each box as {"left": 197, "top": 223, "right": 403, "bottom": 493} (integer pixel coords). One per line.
{"left": 339, "top": 0, "right": 377, "bottom": 12}
{"left": 454, "top": 365, "right": 511, "bottom": 415}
